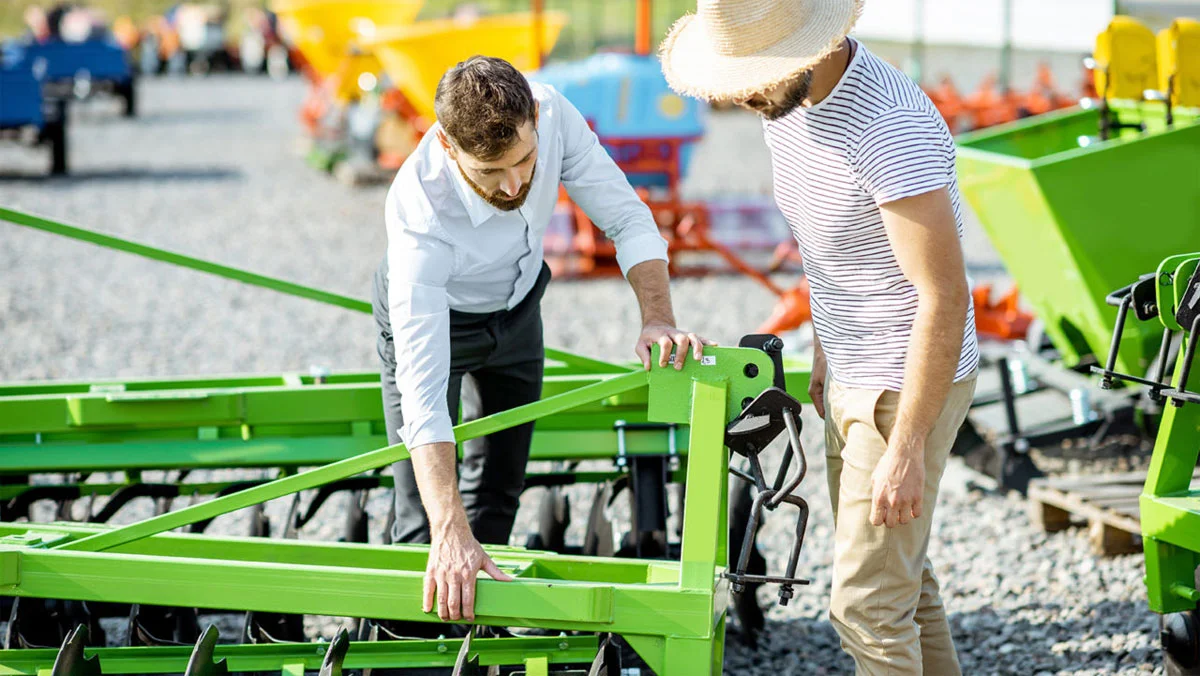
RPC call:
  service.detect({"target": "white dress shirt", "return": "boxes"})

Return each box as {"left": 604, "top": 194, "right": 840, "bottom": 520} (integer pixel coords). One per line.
{"left": 385, "top": 82, "right": 669, "bottom": 449}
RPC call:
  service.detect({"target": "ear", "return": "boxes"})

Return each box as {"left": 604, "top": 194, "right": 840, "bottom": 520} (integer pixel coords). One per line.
{"left": 436, "top": 130, "right": 456, "bottom": 158}
{"left": 533, "top": 100, "right": 540, "bottom": 129}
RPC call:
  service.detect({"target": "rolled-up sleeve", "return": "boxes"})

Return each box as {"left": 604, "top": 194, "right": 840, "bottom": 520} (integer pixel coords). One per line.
{"left": 386, "top": 205, "right": 456, "bottom": 449}
{"left": 555, "top": 89, "right": 668, "bottom": 276}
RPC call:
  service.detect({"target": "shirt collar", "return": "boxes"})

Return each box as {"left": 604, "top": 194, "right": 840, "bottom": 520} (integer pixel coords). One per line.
{"left": 444, "top": 145, "right": 501, "bottom": 228}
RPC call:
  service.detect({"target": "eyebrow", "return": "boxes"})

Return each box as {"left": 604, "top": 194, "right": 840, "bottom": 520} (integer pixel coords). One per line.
{"left": 480, "top": 147, "right": 536, "bottom": 172}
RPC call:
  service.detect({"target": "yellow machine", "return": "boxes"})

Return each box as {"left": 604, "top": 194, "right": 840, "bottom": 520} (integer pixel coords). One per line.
{"left": 364, "top": 12, "right": 568, "bottom": 123}
{"left": 271, "top": 0, "right": 423, "bottom": 102}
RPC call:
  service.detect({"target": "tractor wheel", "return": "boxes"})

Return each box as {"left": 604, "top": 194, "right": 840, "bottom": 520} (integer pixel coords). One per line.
{"left": 1164, "top": 610, "right": 1200, "bottom": 675}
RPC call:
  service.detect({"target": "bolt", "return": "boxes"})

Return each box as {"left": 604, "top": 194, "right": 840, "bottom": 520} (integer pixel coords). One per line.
{"left": 559, "top": 641, "right": 570, "bottom": 651}
{"left": 1144, "top": 303, "right": 1158, "bottom": 316}
{"left": 1162, "top": 273, "right": 1174, "bottom": 286}
{"left": 317, "top": 645, "right": 326, "bottom": 655}
{"left": 744, "top": 363, "right": 759, "bottom": 378}
{"left": 437, "top": 643, "right": 448, "bottom": 654}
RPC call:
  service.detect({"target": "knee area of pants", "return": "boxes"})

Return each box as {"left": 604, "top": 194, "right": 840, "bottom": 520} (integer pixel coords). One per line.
{"left": 830, "top": 593, "right": 919, "bottom": 636}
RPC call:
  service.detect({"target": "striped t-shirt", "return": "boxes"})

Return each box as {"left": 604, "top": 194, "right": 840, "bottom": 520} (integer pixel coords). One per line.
{"left": 764, "top": 40, "right": 979, "bottom": 391}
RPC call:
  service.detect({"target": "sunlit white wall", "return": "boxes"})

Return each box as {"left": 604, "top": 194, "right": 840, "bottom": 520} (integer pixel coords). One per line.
{"left": 853, "top": 0, "right": 1116, "bottom": 52}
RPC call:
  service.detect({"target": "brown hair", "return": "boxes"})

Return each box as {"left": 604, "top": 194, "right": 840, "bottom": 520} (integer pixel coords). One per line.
{"left": 434, "top": 56, "right": 537, "bottom": 161}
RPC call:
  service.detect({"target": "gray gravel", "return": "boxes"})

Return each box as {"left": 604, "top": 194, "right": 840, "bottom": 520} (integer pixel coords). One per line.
{"left": 0, "top": 75, "right": 1164, "bottom": 674}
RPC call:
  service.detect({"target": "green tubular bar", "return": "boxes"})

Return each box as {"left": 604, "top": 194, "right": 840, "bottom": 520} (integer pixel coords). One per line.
{"left": 1138, "top": 253, "right": 1200, "bottom": 615}
{"left": 0, "top": 206, "right": 628, "bottom": 375}
{"left": 0, "top": 347, "right": 775, "bottom": 674}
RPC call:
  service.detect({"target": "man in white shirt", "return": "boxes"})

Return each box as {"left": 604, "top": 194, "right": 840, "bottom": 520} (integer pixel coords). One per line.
{"left": 661, "top": 1, "right": 978, "bottom": 674}
{"left": 372, "top": 56, "right": 711, "bottom": 625}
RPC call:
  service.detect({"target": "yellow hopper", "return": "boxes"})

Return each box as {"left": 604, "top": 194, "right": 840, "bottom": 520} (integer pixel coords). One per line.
{"left": 364, "top": 12, "right": 567, "bottom": 123}
{"left": 271, "top": 0, "right": 423, "bottom": 100}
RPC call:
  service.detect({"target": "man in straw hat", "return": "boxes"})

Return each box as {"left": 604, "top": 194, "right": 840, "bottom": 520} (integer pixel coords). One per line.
{"left": 661, "top": 1, "right": 979, "bottom": 673}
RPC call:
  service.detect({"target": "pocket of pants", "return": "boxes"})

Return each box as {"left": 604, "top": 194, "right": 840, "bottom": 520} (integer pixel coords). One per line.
{"left": 832, "top": 385, "right": 887, "bottom": 444}
{"left": 871, "top": 390, "right": 901, "bottom": 444}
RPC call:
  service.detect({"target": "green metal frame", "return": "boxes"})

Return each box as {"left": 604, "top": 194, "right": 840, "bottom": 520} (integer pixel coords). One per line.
{"left": 1139, "top": 253, "right": 1200, "bottom": 615}
{"left": 0, "top": 206, "right": 813, "bottom": 672}
{"left": 0, "top": 346, "right": 783, "bottom": 675}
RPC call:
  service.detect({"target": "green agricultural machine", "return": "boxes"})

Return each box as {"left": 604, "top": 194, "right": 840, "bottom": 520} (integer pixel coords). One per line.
{"left": 0, "top": 206, "right": 814, "bottom": 675}
{"left": 1088, "top": 253, "right": 1200, "bottom": 674}
{"left": 951, "top": 15, "right": 1200, "bottom": 491}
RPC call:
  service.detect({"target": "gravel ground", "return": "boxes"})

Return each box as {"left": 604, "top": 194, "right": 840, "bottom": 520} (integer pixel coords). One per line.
{"left": 0, "top": 75, "right": 1164, "bottom": 674}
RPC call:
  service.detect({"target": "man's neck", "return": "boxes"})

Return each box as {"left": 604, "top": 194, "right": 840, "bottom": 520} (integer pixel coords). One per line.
{"left": 803, "top": 39, "right": 854, "bottom": 108}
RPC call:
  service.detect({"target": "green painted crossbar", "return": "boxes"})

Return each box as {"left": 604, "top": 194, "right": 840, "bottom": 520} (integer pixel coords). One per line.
{"left": 0, "top": 205, "right": 628, "bottom": 374}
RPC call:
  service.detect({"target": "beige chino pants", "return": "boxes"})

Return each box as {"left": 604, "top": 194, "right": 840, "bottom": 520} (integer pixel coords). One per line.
{"left": 823, "top": 374, "right": 976, "bottom": 675}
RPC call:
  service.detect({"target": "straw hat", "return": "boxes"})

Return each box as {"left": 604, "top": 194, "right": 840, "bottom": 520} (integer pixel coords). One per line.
{"left": 660, "top": 0, "right": 863, "bottom": 102}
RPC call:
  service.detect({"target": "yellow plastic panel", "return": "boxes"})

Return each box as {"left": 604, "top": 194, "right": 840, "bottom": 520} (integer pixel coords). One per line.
{"left": 1158, "top": 18, "right": 1200, "bottom": 107}
{"left": 1094, "top": 16, "right": 1158, "bottom": 100}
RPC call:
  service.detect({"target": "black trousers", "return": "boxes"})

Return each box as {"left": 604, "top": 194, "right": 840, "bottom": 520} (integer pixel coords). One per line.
{"left": 373, "top": 257, "right": 548, "bottom": 545}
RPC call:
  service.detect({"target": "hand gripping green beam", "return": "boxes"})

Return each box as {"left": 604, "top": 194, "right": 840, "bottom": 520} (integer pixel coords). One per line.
{"left": 0, "top": 205, "right": 625, "bottom": 374}
{"left": 55, "top": 369, "right": 649, "bottom": 553}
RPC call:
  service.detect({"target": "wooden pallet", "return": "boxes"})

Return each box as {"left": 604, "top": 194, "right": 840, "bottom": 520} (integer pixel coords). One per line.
{"left": 1028, "top": 469, "right": 1200, "bottom": 556}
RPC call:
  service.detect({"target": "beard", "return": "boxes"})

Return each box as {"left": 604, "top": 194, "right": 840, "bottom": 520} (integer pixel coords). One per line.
{"left": 758, "top": 70, "right": 813, "bottom": 121}
{"left": 458, "top": 161, "right": 536, "bottom": 211}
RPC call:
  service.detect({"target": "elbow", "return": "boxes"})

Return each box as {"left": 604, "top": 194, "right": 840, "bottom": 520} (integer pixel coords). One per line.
{"left": 917, "top": 277, "right": 971, "bottom": 319}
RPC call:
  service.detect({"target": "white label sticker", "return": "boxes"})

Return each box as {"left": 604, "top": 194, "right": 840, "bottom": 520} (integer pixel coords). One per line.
{"left": 701, "top": 355, "right": 716, "bottom": 366}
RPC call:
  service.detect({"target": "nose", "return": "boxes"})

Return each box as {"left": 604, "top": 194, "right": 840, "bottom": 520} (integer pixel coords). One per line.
{"left": 499, "top": 170, "right": 522, "bottom": 197}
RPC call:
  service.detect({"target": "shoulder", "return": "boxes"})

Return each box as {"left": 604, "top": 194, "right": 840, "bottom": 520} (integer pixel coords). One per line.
{"left": 385, "top": 128, "right": 462, "bottom": 239}
{"left": 842, "top": 45, "right": 945, "bottom": 133}
{"left": 529, "top": 80, "right": 580, "bottom": 134}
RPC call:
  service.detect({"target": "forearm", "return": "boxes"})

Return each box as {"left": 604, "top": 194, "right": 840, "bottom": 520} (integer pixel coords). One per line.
{"left": 409, "top": 441, "right": 468, "bottom": 535}
{"left": 626, "top": 259, "right": 676, "bottom": 326}
{"left": 893, "top": 291, "right": 967, "bottom": 451}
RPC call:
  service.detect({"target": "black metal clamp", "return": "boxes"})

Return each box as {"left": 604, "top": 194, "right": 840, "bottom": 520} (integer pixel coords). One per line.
{"left": 1093, "top": 269, "right": 1200, "bottom": 408}
{"left": 722, "top": 386, "right": 810, "bottom": 606}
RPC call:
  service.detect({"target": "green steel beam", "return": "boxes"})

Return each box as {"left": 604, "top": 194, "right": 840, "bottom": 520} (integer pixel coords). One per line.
{"left": 0, "top": 523, "right": 679, "bottom": 584}
{"left": 0, "top": 539, "right": 717, "bottom": 637}
{"left": 0, "top": 206, "right": 630, "bottom": 374}
{"left": 0, "top": 635, "right": 600, "bottom": 675}
{"left": 0, "top": 430, "right": 689, "bottom": 475}
{"left": 0, "top": 206, "right": 371, "bottom": 315}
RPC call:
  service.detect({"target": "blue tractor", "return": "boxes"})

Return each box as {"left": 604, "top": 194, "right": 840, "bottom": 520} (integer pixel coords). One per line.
{"left": 0, "top": 46, "right": 68, "bottom": 175}
{"left": 19, "top": 35, "right": 137, "bottom": 117}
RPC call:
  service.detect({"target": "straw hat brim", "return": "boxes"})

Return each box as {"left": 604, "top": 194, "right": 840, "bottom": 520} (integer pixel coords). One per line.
{"left": 661, "top": 0, "right": 863, "bottom": 102}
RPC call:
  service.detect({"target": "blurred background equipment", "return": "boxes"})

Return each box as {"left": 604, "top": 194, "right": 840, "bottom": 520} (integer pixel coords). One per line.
{"left": 0, "top": 41, "right": 68, "bottom": 174}
{"left": 951, "top": 12, "right": 1200, "bottom": 494}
